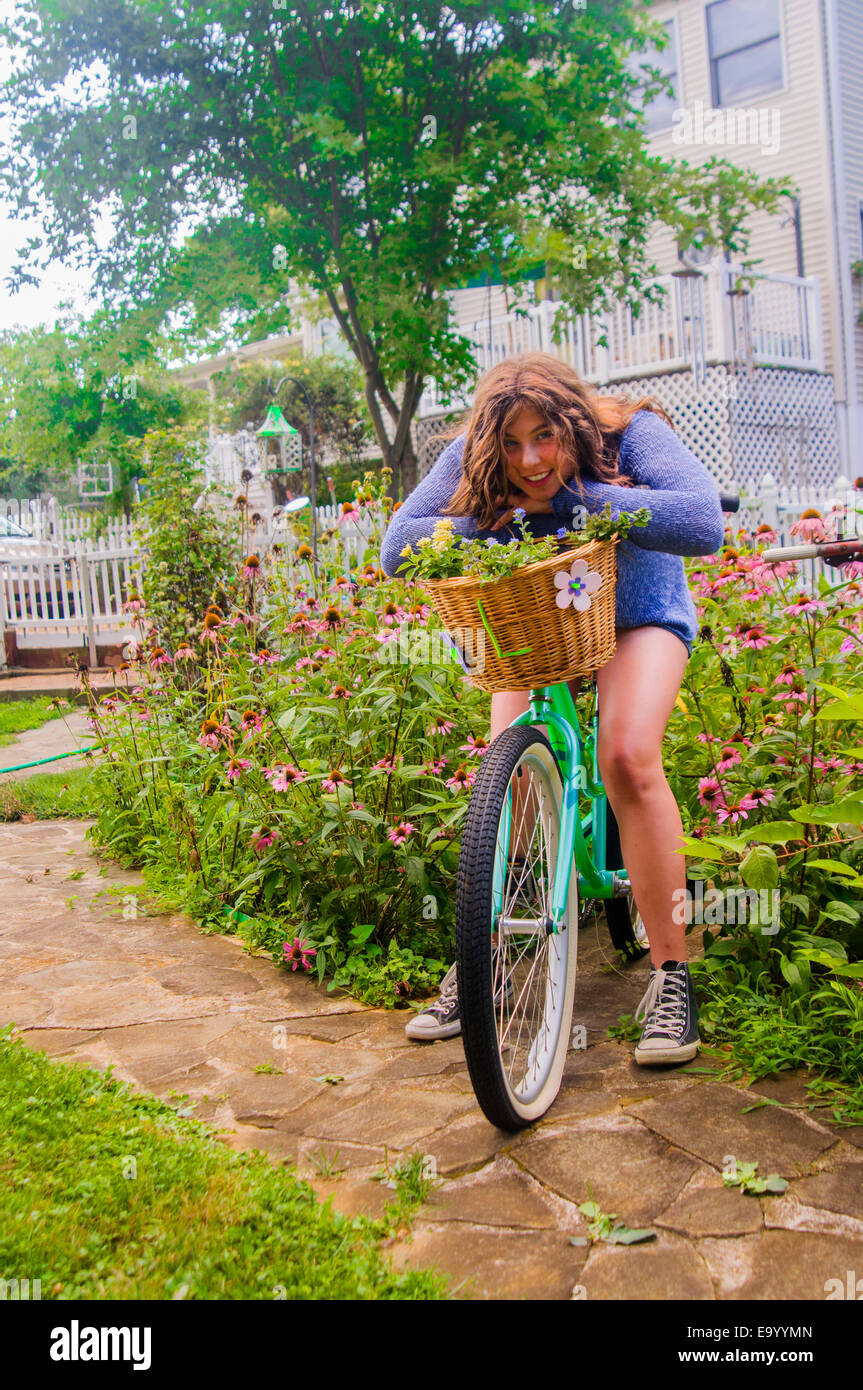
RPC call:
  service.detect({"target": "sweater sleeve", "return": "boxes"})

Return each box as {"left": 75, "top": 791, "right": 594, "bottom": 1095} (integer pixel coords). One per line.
{"left": 380, "top": 434, "right": 499, "bottom": 577}
{"left": 549, "top": 410, "right": 725, "bottom": 556}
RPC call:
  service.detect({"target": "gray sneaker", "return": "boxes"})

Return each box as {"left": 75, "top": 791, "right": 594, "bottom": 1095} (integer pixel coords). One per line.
{"left": 405, "top": 962, "right": 460, "bottom": 1040}
{"left": 634, "top": 959, "right": 700, "bottom": 1065}
{"left": 404, "top": 956, "right": 515, "bottom": 1042}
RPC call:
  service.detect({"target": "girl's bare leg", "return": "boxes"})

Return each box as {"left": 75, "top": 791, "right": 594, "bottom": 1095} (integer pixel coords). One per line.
{"left": 595, "top": 627, "right": 689, "bottom": 966}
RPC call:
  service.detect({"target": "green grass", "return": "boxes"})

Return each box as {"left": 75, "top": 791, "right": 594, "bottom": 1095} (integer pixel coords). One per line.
{"left": 0, "top": 1026, "right": 445, "bottom": 1300}
{"left": 0, "top": 696, "right": 68, "bottom": 746}
{"left": 0, "top": 768, "right": 100, "bottom": 821}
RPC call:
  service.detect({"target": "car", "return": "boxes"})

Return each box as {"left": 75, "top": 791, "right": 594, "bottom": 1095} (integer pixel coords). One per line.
{"left": 0, "top": 514, "right": 77, "bottom": 620}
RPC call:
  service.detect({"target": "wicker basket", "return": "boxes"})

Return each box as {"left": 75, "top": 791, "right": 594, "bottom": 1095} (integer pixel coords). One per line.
{"left": 424, "top": 538, "right": 618, "bottom": 693}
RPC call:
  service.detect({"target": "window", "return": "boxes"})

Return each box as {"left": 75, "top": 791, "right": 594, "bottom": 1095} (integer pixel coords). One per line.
{"left": 628, "top": 19, "right": 681, "bottom": 134}
{"left": 707, "top": 0, "right": 783, "bottom": 107}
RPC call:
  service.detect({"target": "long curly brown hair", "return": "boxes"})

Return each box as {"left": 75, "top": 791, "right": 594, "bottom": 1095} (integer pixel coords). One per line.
{"left": 444, "top": 352, "right": 673, "bottom": 529}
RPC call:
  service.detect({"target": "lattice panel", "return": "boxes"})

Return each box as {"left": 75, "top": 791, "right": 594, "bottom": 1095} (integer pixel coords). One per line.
{"left": 416, "top": 366, "right": 840, "bottom": 493}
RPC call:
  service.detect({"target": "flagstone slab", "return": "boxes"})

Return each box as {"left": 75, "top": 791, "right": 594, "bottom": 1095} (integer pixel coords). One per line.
{"left": 420, "top": 1165, "right": 562, "bottom": 1231}
{"left": 0, "top": 987, "right": 53, "bottom": 1027}
{"left": 791, "top": 1165, "right": 863, "bottom": 1222}
{"left": 308, "top": 1177, "right": 398, "bottom": 1220}
{"left": 19, "top": 1026, "right": 104, "bottom": 1055}
{"left": 269, "top": 1012, "right": 374, "bottom": 1042}
{"left": 511, "top": 1117, "right": 699, "bottom": 1224}
{"left": 628, "top": 1083, "right": 834, "bottom": 1175}
{"left": 701, "top": 1229, "right": 863, "bottom": 1300}
{"left": 297, "top": 1082, "right": 477, "bottom": 1149}
{"left": 389, "top": 1225, "right": 588, "bottom": 1300}
{"left": 227, "top": 1074, "right": 325, "bottom": 1126}
{"left": 580, "top": 1232, "right": 715, "bottom": 1300}
{"left": 419, "top": 1113, "right": 513, "bottom": 1176}
{"left": 656, "top": 1183, "right": 763, "bottom": 1238}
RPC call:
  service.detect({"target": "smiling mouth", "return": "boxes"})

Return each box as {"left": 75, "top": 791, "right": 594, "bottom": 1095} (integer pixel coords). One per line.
{"left": 520, "top": 470, "right": 553, "bottom": 488}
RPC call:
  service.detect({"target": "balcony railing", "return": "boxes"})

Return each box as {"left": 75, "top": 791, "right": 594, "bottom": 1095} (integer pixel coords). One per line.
{"left": 418, "top": 261, "right": 825, "bottom": 417}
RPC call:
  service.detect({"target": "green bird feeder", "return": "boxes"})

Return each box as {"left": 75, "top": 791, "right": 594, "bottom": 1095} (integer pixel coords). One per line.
{"left": 256, "top": 404, "right": 303, "bottom": 473}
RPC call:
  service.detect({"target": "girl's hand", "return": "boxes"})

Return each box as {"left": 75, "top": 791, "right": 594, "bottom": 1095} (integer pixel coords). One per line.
{"left": 490, "top": 493, "right": 554, "bottom": 532}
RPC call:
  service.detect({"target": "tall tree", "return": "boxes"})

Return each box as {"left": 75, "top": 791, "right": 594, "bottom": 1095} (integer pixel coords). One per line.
{"left": 0, "top": 1, "right": 791, "bottom": 494}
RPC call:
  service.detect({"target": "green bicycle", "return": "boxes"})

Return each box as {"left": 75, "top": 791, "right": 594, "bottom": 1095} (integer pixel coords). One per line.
{"left": 455, "top": 676, "right": 645, "bottom": 1132}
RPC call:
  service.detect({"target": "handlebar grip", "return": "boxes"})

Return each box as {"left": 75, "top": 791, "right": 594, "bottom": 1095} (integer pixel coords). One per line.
{"left": 719, "top": 493, "right": 740, "bottom": 513}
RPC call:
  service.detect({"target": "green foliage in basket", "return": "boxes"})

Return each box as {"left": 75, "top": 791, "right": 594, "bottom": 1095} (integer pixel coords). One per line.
{"left": 397, "top": 503, "right": 651, "bottom": 583}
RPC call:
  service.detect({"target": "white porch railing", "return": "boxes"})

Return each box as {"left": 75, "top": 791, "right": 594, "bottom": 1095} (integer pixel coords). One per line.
{"left": 419, "top": 261, "right": 825, "bottom": 417}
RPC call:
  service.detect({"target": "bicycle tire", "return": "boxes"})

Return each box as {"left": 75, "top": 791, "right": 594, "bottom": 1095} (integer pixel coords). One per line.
{"left": 457, "top": 726, "right": 578, "bottom": 1131}
{"left": 602, "top": 801, "right": 649, "bottom": 961}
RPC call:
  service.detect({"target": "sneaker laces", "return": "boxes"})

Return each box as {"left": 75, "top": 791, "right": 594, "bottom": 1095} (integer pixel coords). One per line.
{"left": 635, "top": 966, "right": 687, "bottom": 1039}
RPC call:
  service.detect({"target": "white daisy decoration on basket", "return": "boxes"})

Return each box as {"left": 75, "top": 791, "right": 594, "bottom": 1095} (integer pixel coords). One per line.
{"left": 553, "top": 558, "right": 603, "bottom": 612}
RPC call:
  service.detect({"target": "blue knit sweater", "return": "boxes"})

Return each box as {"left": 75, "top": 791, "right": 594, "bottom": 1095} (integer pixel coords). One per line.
{"left": 380, "top": 410, "right": 724, "bottom": 655}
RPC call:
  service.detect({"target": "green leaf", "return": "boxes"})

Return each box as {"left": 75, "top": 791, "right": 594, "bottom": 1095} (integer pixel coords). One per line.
{"left": 823, "top": 900, "right": 860, "bottom": 926}
{"left": 678, "top": 836, "right": 725, "bottom": 862}
{"left": 411, "top": 672, "right": 439, "bottom": 700}
{"left": 801, "top": 859, "right": 862, "bottom": 879}
{"left": 604, "top": 1225, "right": 657, "bottom": 1245}
{"left": 740, "top": 821, "right": 805, "bottom": 845}
{"left": 739, "top": 844, "right": 779, "bottom": 890}
{"left": 791, "top": 798, "right": 863, "bottom": 825}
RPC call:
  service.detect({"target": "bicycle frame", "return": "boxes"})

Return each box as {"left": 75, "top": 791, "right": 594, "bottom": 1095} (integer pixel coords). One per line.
{"left": 504, "top": 681, "right": 629, "bottom": 933}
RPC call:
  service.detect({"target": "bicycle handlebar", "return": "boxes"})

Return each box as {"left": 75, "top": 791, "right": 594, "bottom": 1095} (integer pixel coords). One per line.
{"left": 719, "top": 493, "right": 739, "bottom": 512}
{"left": 760, "top": 537, "right": 863, "bottom": 566}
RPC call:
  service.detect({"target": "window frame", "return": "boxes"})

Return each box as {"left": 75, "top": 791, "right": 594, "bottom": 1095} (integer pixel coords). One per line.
{"left": 706, "top": 0, "right": 786, "bottom": 110}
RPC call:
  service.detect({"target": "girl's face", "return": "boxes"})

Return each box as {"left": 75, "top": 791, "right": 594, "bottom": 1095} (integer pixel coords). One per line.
{"left": 502, "top": 405, "right": 573, "bottom": 502}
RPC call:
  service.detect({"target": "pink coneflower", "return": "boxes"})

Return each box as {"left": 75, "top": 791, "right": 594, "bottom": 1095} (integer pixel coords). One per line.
{"left": 288, "top": 614, "right": 314, "bottom": 635}
{"left": 740, "top": 787, "right": 775, "bottom": 810}
{"left": 737, "top": 625, "right": 774, "bottom": 650}
{"left": 264, "top": 763, "right": 308, "bottom": 790}
{"left": 445, "top": 765, "right": 476, "bottom": 792}
{"left": 460, "top": 734, "right": 490, "bottom": 757}
{"left": 313, "top": 646, "right": 336, "bottom": 661}
{"left": 321, "top": 769, "right": 352, "bottom": 794}
{"left": 240, "top": 709, "right": 263, "bottom": 734}
{"left": 283, "top": 937, "right": 316, "bottom": 972}
{"left": 840, "top": 635, "right": 863, "bottom": 654}
{"left": 812, "top": 756, "right": 853, "bottom": 775}
{"left": 243, "top": 554, "right": 262, "bottom": 582}
{"left": 134, "top": 706, "right": 153, "bottom": 723}
{"left": 225, "top": 757, "right": 252, "bottom": 782}
{"left": 757, "top": 558, "right": 797, "bottom": 581}
{"left": 716, "top": 802, "right": 750, "bottom": 824}
{"left": 101, "top": 696, "right": 120, "bottom": 713}
{"left": 295, "top": 656, "right": 315, "bottom": 670}
{"left": 371, "top": 756, "right": 399, "bottom": 773}
{"left": 755, "top": 524, "right": 778, "bottom": 546}
{"left": 251, "top": 827, "right": 279, "bottom": 852}
{"left": 774, "top": 664, "right": 801, "bottom": 686}
{"left": 784, "top": 597, "right": 827, "bottom": 617}
{"left": 775, "top": 685, "right": 809, "bottom": 705}
{"left": 349, "top": 801, "right": 366, "bottom": 811}
{"left": 790, "top": 510, "right": 830, "bottom": 543}
{"left": 404, "top": 602, "right": 432, "bottom": 624}
{"left": 697, "top": 776, "right": 726, "bottom": 810}
{"left": 842, "top": 560, "right": 863, "bottom": 579}
{"left": 420, "top": 758, "right": 448, "bottom": 776}
{"left": 387, "top": 821, "right": 417, "bottom": 847}
{"left": 329, "top": 684, "right": 354, "bottom": 699}
{"left": 198, "top": 717, "right": 229, "bottom": 751}
{"left": 428, "top": 720, "right": 455, "bottom": 736}
{"left": 695, "top": 731, "right": 718, "bottom": 744}
{"left": 380, "top": 601, "right": 407, "bottom": 627}
{"left": 123, "top": 592, "right": 144, "bottom": 614}
{"left": 339, "top": 505, "right": 361, "bottom": 525}
{"left": 716, "top": 746, "right": 742, "bottom": 773}
{"left": 174, "top": 645, "right": 195, "bottom": 661}
{"left": 251, "top": 649, "right": 280, "bottom": 666}
{"left": 150, "top": 647, "right": 172, "bottom": 668}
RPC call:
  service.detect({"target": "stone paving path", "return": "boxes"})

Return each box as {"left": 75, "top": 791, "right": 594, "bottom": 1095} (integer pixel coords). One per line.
{"left": 2, "top": 818, "right": 862, "bottom": 1300}
{"left": 0, "top": 712, "right": 93, "bottom": 780}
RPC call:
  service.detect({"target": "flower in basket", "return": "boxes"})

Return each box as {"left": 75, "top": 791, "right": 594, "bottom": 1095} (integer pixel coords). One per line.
{"left": 553, "top": 559, "right": 603, "bottom": 611}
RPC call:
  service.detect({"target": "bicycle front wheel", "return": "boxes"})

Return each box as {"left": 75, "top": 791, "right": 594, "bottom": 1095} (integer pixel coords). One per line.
{"left": 457, "top": 726, "right": 578, "bottom": 1131}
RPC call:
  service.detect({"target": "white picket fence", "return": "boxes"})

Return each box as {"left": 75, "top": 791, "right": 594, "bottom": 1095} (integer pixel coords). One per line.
{"left": 1, "top": 476, "right": 859, "bottom": 669}
{"left": 1, "top": 497, "right": 136, "bottom": 550}
{"left": 0, "top": 544, "right": 143, "bottom": 669}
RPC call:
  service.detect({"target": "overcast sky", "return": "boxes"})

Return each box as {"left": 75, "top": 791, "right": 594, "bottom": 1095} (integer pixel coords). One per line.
{"left": 0, "top": 0, "right": 97, "bottom": 332}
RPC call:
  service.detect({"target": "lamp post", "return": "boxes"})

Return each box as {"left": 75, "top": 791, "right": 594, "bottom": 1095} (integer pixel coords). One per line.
{"left": 258, "top": 376, "right": 318, "bottom": 569}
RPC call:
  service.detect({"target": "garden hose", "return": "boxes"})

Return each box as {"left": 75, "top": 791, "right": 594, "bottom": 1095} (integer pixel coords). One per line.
{"left": 0, "top": 746, "right": 97, "bottom": 776}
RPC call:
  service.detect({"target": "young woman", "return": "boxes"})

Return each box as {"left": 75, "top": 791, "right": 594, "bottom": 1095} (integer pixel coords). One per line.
{"left": 380, "top": 352, "right": 725, "bottom": 1065}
